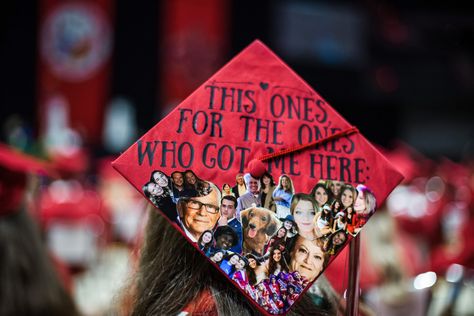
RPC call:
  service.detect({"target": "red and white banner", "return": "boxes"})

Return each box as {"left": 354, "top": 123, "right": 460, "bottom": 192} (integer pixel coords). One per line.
{"left": 38, "top": 0, "right": 114, "bottom": 145}
{"left": 159, "top": 0, "right": 229, "bottom": 116}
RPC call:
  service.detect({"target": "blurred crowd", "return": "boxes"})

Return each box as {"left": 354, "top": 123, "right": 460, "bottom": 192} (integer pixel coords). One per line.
{"left": 1, "top": 117, "right": 473, "bottom": 315}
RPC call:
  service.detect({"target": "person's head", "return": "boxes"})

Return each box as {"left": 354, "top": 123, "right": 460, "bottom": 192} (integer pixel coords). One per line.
{"left": 220, "top": 195, "right": 237, "bottom": 219}
{"left": 143, "top": 181, "right": 164, "bottom": 198}
{"left": 0, "top": 207, "right": 80, "bottom": 316}
{"left": 340, "top": 185, "right": 356, "bottom": 209}
{"left": 289, "top": 236, "right": 328, "bottom": 282}
{"left": 284, "top": 220, "right": 294, "bottom": 230}
{"left": 246, "top": 254, "right": 260, "bottom": 269}
{"left": 198, "top": 230, "right": 214, "bottom": 246}
{"left": 260, "top": 171, "right": 275, "bottom": 189}
{"left": 335, "top": 212, "right": 346, "bottom": 223}
{"left": 354, "top": 184, "right": 376, "bottom": 215}
{"left": 214, "top": 226, "right": 238, "bottom": 250}
{"left": 151, "top": 170, "right": 169, "bottom": 187}
{"left": 331, "top": 199, "right": 341, "bottom": 211}
{"left": 243, "top": 173, "right": 260, "bottom": 194}
{"left": 210, "top": 250, "right": 225, "bottom": 263}
{"left": 322, "top": 204, "right": 331, "bottom": 214}
{"left": 276, "top": 226, "right": 287, "bottom": 239}
{"left": 271, "top": 247, "right": 282, "bottom": 262}
{"left": 310, "top": 183, "right": 329, "bottom": 207}
{"left": 184, "top": 170, "right": 198, "bottom": 186}
{"left": 329, "top": 180, "right": 343, "bottom": 198}
{"left": 235, "top": 257, "right": 247, "bottom": 270}
{"left": 177, "top": 183, "right": 221, "bottom": 239}
{"left": 280, "top": 214, "right": 296, "bottom": 232}
{"left": 290, "top": 194, "right": 317, "bottom": 235}
{"left": 222, "top": 183, "right": 231, "bottom": 192}
{"left": 235, "top": 173, "right": 244, "bottom": 185}
{"left": 332, "top": 230, "right": 347, "bottom": 246}
{"left": 171, "top": 171, "right": 184, "bottom": 188}
{"left": 288, "top": 286, "right": 295, "bottom": 294}
{"left": 226, "top": 253, "right": 240, "bottom": 266}
{"left": 278, "top": 174, "right": 294, "bottom": 193}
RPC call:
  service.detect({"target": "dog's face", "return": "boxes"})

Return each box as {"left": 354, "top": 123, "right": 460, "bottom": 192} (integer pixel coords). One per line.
{"left": 241, "top": 207, "right": 280, "bottom": 239}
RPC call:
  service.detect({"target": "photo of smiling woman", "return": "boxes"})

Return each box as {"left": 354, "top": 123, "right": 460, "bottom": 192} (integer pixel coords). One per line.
{"left": 290, "top": 193, "right": 320, "bottom": 240}
{"left": 288, "top": 235, "right": 329, "bottom": 282}
{"left": 310, "top": 182, "right": 330, "bottom": 212}
{"left": 143, "top": 170, "right": 176, "bottom": 221}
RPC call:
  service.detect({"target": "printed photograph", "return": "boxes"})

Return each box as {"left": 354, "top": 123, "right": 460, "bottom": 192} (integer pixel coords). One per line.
{"left": 143, "top": 171, "right": 376, "bottom": 314}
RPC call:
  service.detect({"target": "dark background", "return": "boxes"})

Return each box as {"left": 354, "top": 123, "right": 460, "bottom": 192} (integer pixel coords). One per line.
{"left": 1, "top": 1, "right": 473, "bottom": 160}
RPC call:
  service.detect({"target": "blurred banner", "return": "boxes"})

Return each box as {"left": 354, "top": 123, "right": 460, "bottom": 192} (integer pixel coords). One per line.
{"left": 159, "top": 0, "right": 229, "bottom": 116}
{"left": 38, "top": 0, "right": 113, "bottom": 145}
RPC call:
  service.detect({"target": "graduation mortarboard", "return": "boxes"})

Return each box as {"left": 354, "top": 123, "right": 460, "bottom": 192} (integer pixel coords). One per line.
{"left": 0, "top": 143, "right": 49, "bottom": 216}
{"left": 112, "top": 40, "right": 403, "bottom": 315}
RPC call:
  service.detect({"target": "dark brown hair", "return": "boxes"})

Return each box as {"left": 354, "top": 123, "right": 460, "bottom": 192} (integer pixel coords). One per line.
{"left": 267, "top": 246, "right": 289, "bottom": 276}
{"left": 0, "top": 207, "right": 79, "bottom": 316}
{"left": 131, "top": 206, "right": 343, "bottom": 315}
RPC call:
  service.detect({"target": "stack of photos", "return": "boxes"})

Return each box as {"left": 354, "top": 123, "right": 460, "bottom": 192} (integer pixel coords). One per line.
{"left": 143, "top": 170, "right": 376, "bottom": 314}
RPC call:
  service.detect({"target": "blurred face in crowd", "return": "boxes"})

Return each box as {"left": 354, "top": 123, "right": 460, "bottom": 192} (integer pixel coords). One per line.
{"left": 236, "top": 174, "right": 244, "bottom": 185}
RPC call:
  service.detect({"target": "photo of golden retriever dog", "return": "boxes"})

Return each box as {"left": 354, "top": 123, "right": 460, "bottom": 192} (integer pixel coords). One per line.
{"left": 240, "top": 207, "right": 281, "bottom": 255}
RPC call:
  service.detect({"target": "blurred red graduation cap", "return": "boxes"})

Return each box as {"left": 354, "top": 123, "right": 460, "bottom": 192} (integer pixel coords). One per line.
{"left": 112, "top": 40, "right": 403, "bottom": 315}
{"left": 0, "top": 143, "right": 50, "bottom": 216}
{"left": 379, "top": 141, "right": 433, "bottom": 183}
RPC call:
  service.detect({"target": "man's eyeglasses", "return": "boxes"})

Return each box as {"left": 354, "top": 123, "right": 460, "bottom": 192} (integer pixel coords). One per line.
{"left": 186, "top": 199, "right": 219, "bottom": 214}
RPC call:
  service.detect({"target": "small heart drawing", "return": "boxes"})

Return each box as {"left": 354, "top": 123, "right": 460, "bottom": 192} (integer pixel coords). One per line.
{"left": 260, "top": 82, "right": 269, "bottom": 90}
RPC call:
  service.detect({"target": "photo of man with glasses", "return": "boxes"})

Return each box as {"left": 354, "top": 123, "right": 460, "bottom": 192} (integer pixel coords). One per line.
{"left": 176, "top": 181, "right": 222, "bottom": 242}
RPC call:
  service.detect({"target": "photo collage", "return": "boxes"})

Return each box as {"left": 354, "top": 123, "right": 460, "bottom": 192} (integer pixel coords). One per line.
{"left": 142, "top": 170, "right": 376, "bottom": 314}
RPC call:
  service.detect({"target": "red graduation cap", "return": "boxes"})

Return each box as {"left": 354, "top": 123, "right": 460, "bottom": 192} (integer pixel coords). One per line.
{"left": 112, "top": 40, "right": 403, "bottom": 315}
{"left": 0, "top": 143, "right": 50, "bottom": 216}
